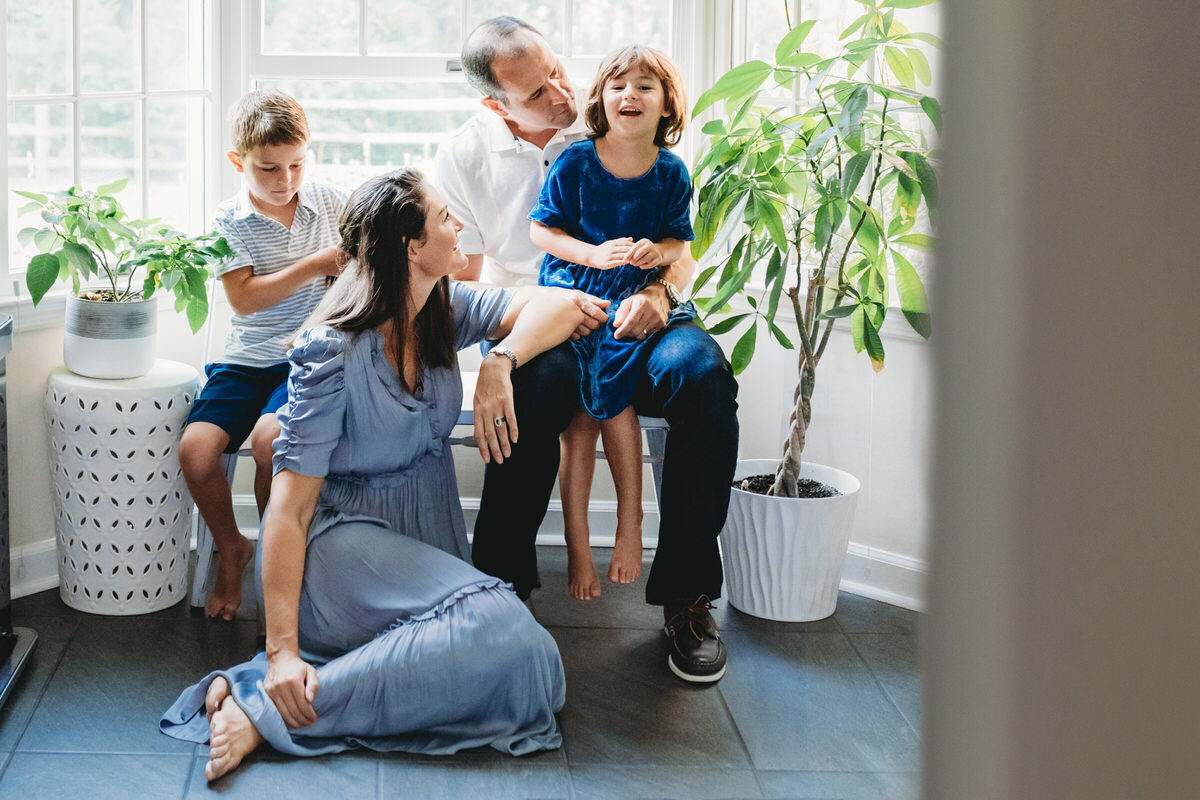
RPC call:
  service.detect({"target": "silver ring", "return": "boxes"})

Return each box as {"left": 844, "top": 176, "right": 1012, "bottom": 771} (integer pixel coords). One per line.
{"left": 493, "top": 416, "right": 506, "bottom": 427}
{"left": 643, "top": 329, "right": 649, "bottom": 336}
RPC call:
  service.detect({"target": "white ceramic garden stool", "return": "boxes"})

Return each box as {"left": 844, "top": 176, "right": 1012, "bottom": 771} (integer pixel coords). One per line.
{"left": 45, "top": 360, "right": 200, "bottom": 614}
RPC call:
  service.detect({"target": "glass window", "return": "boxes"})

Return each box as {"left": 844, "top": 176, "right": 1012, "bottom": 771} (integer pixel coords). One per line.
{"left": 79, "top": 0, "right": 140, "bottom": 94}
{"left": 572, "top": 0, "right": 671, "bottom": 56}
{"left": 468, "top": 1, "right": 563, "bottom": 52}
{"left": 366, "top": 2, "right": 460, "bottom": 55}
{"left": 262, "top": 0, "right": 359, "bottom": 55}
{"left": 6, "top": 2, "right": 73, "bottom": 96}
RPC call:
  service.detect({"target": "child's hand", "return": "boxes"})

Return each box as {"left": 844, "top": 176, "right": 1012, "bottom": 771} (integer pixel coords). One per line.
{"left": 626, "top": 239, "right": 664, "bottom": 269}
{"left": 587, "top": 238, "right": 633, "bottom": 270}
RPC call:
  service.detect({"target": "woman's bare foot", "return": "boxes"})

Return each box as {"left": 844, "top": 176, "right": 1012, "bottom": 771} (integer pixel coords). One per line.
{"left": 206, "top": 535, "right": 256, "bottom": 621}
{"left": 205, "top": 676, "right": 264, "bottom": 782}
{"left": 567, "top": 547, "right": 602, "bottom": 600}
{"left": 607, "top": 525, "right": 642, "bottom": 585}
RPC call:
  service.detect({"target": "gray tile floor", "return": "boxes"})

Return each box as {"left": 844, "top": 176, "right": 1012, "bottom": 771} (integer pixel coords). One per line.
{"left": 0, "top": 546, "right": 921, "bottom": 799}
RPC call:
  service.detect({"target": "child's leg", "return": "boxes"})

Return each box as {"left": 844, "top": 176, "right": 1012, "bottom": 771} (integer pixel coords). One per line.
{"left": 249, "top": 412, "right": 281, "bottom": 518}
{"left": 179, "top": 422, "right": 257, "bottom": 620}
{"left": 560, "top": 412, "right": 602, "bottom": 600}
{"left": 599, "top": 408, "right": 643, "bottom": 584}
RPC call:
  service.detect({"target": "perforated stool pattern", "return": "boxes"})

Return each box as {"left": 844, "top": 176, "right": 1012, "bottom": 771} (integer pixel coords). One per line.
{"left": 45, "top": 361, "right": 200, "bottom": 614}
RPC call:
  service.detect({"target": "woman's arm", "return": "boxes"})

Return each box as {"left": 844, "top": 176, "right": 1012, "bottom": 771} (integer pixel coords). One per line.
{"left": 221, "top": 245, "right": 345, "bottom": 315}
{"left": 260, "top": 468, "right": 324, "bottom": 728}
{"left": 472, "top": 287, "right": 610, "bottom": 464}
{"left": 530, "top": 221, "right": 633, "bottom": 271}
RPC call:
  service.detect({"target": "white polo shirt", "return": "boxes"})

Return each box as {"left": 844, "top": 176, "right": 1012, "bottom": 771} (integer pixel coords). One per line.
{"left": 434, "top": 111, "right": 589, "bottom": 286}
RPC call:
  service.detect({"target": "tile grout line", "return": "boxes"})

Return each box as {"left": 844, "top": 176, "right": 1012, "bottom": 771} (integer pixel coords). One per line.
{"left": 842, "top": 632, "right": 922, "bottom": 739}
{"left": 4, "top": 616, "right": 82, "bottom": 764}
{"left": 714, "top": 682, "right": 768, "bottom": 798}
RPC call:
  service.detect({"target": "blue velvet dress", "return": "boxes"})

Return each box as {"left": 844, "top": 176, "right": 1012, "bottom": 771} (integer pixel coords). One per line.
{"left": 530, "top": 138, "right": 696, "bottom": 420}
{"left": 160, "top": 283, "right": 566, "bottom": 757}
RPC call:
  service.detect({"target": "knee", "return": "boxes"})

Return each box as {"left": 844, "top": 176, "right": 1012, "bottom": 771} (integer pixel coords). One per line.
{"left": 179, "top": 425, "right": 225, "bottom": 478}
{"left": 249, "top": 415, "right": 280, "bottom": 469}
{"left": 657, "top": 330, "right": 738, "bottom": 408}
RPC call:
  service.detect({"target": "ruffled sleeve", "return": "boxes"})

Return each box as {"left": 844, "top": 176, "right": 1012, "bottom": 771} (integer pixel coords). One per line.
{"left": 272, "top": 326, "right": 348, "bottom": 477}
{"left": 450, "top": 281, "right": 513, "bottom": 351}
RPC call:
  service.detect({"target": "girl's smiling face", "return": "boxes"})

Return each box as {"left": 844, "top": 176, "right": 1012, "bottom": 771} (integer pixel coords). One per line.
{"left": 602, "top": 66, "right": 669, "bottom": 140}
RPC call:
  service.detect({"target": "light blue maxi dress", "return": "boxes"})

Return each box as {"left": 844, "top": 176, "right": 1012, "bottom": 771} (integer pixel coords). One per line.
{"left": 160, "top": 283, "right": 566, "bottom": 757}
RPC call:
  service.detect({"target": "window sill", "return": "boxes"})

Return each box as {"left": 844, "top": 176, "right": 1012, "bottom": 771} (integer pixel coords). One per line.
{"left": 0, "top": 291, "right": 67, "bottom": 333}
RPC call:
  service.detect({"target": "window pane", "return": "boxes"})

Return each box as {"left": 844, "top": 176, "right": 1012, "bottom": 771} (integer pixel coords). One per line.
{"left": 468, "top": 1, "right": 562, "bottom": 52}
{"left": 147, "top": 0, "right": 207, "bottom": 91}
{"left": 9, "top": 103, "right": 74, "bottom": 278}
{"left": 746, "top": 1, "right": 795, "bottom": 63}
{"left": 263, "top": 0, "right": 358, "bottom": 55}
{"left": 572, "top": 1, "right": 671, "bottom": 56}
{"left": 80, "top": 101, "right": 141, "bottom": 213}
{"left": 7, "top": 1, "right": 73, "bottom": 96}
{"left": 367, "top": 1, "right": 460, "bottom": 55}
{"left": 79, "top": 0, "right": 139, "bottom": 93}
{"left": 147, "top": 97, "right": 207, "bottom": 232}
{"left": 261, "top": 79, "right": 479, "bottom": 189}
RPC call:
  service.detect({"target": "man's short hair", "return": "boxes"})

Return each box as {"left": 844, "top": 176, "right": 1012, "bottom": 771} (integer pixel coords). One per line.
{"left": 229, "top": 89, "right": 309, "bottom": 155}
{"left": 461, "top": 16, "right": 542, "bottom": 104}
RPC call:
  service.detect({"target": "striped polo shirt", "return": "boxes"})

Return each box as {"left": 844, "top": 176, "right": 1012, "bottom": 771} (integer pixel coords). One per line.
{"left": 214, "top": 181, "right": 349, "bottom": 367}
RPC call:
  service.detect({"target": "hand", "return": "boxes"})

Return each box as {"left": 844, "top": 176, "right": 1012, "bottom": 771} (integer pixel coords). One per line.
{"left": 474, "top": 356, "right": 518, "bottom": 464}
{"left": 626, "top": 239, "right": 664, "bottom": 270}
{"left": 567, "top": 291, "right": 612, "bottom": 341}
{"left": 612, "top": 283, "right": 671, "bottom": 341}
{"left": 587, "top": 238, "right": 634, "bottom": 270}
{"left": 264, "top": 649, "right": 320, "bottom": 729}
{"left": 315, "top": 245, "right": 347, "bottom": 278}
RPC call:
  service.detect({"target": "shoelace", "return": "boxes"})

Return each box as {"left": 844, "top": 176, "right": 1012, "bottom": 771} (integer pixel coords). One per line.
{"left": 666, "top": 594, "right": 718, "bottom": 642}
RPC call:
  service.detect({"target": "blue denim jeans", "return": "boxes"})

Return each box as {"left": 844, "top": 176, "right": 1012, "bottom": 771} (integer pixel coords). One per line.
{"left": 471, "top": 320, "right": 739, "bottom": 605}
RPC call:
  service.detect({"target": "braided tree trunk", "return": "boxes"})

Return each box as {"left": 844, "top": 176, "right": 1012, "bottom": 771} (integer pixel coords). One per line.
{"left": 771, "top": 283, "right": 822, "bottom": 497}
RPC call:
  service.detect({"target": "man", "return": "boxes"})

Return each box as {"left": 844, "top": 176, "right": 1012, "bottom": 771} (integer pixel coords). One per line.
{"left": 434, "top": 16, "right": 739, "bottom": 683}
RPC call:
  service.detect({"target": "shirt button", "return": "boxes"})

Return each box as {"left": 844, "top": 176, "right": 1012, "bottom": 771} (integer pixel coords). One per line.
{"left": 544, "top": 160, "right": 549, "bottom": 166}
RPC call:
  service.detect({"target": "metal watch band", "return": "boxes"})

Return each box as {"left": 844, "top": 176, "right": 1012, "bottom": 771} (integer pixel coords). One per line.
{"left": 655, "top": 277, "right": 682, "bottom": 308}
{"left": 489, "top": 345, "right": 518, "bottom": 370}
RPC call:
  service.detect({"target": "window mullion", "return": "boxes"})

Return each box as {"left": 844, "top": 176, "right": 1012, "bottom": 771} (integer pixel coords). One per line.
{"left": 139, "top": 0, "right": 149, "bottom": 217}
{"left": 72, "top": 0, "right": 82, "bottom": 182}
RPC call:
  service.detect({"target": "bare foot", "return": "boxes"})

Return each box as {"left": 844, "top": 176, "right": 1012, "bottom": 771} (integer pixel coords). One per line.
{"left": 567, "top": 548, "right": 602, "bottom": 601}
{"left": 205, "top": 676, "right": 264, "bottom": 782}
{"left": 607, "top": 526, "right": 643, "bottom": 585}
{"left": 206, "top": 535, "right": 255, "bottom": 621}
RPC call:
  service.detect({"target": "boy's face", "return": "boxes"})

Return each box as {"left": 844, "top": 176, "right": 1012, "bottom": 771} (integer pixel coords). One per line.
{"left": 227, "top": 141, "right": 308, "bottom": 210}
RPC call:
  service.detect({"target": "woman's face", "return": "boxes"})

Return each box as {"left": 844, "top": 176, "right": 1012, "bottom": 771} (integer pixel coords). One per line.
{"left": 408, "top": 185, "right": 467, "bottom": 279}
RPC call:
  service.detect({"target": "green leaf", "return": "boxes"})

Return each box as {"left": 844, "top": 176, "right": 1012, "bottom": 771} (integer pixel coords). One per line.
{"left": 906, "top": 47, "right": 932, "bottom": 85}
{"left": 159, "top": 269, "right": 182, "bottom": 291}
{"left": 708, "top": 238, "right": 758, "bottom": 312}
{"left": 755, "top": 193, "right": 789, "bottom": 253}
{"left": 892, "top": 251, "right": 932, "bottom": 339}
{"left": 96, "top": 178, "right": 128, "bottom": 197}
{"left": 920, "top": 95, "right": 942, "bottom": 133}
{"left": 775, "top": 20, "right": 818, "bottom": 63}
{"left": 881, "top": 0, "right": 939, "bottom": 9}
{"left": 26, "top": 253, "right": 60, "bottom": 305}
{"left": 143, "top": 276, "right": 157, "bottom": 299}
{"left": 692, "top": 60, "right": 772, "bottom": 116}
{"left": 184, "top": 266, "right": 209, "bottom": 298}
{"left": 840, "top": 10, "right": 873, "bottom": 40}
{"left": 805, "top": 126, "right": 839, "bottom": 160}
{"left": 895, "top": 233, "right": 937, "bottom": 250}
{"left": 61, "top": 241, "right": 98, "bottom": 279}
{"left": 906, "top": 151, "right": 940, "bottom": 214}
{"left": 701, "top": 119, "right": 726, "bottom": 136}
{"left": 730, "top": 322, "right": 757, "bottom": 375}
{"left": 767, "top": 319, "right": 794, "bottom": 349}
{"left": 780, "top": 52, "right": 822, "bottom": 70}
{"left": 884, "top": 46, "right": 916, "bottom": 89}
{"left": 12, "top": 189, "right": 48, "bottom": 204}
{"left": 841, "top": 151, "right": 873, "bottom": 199}
{"left": 185, "top": 297, "right": 209, "bottom": 334}
{"left": 819, "top": 303, "right": 857, "bottom": 320}
{"left": 33, "top": 228, "right": 58, "bottom": 252}
{"left": 691, "top": 263, "right": 720, "bottom": 294}
{"left": 705, "top": 313, "right": 749, "bottom": 336}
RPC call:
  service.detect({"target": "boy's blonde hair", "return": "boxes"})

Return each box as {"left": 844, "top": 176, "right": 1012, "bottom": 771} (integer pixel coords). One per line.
{"left": 229, "top": 90, "right": 309, "bottom": 155}
{"left": 584, "top": 45, "right": 687, "bottom": 148}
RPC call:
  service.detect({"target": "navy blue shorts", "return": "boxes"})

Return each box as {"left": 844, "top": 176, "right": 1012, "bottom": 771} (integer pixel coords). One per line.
{"left": 186, "top": 362, "right": 291, "bottom": 453}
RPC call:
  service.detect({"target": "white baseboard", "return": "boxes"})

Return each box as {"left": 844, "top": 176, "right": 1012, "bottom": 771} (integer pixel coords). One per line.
{"left": 13, "top": 501, "right": 926, "bottom": 613}
{"left": 10, "top": 538, "right": 60, "bottom": 599}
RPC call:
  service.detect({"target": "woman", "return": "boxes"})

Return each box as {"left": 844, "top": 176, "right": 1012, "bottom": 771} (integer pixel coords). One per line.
{"left": 161, "top": 168, "right": 609, "bottom": 781}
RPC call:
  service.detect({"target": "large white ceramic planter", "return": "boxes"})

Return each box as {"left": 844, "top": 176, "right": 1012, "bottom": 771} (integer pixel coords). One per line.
{"left": 63, "top": 294, "right": 157, "bottom": 379}
{"left": 720, "top": 458, "right": 861, "bottom": 622}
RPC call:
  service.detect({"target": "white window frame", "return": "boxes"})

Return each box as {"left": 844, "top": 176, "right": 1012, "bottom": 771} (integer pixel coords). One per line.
{"left": 2, "top": 0, "right": 221, "bottom": 311}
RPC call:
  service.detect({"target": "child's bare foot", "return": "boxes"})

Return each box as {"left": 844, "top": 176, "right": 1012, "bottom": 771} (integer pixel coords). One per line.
{"left": 567, "top": 548, "right": 602, "bottom": 600}
{"left": 205, "top": 676, "right": 264, "bottom": 782}
{"left": 607, "top": 527, "right": 642, "bottom": 585}
{"left": 206, "top": 535, "right": 256, "bottom": 621}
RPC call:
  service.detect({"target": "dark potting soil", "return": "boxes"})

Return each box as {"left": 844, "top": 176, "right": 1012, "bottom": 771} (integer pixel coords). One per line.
{"left": 732, "top": 473, "right": 841, "bottom": 498}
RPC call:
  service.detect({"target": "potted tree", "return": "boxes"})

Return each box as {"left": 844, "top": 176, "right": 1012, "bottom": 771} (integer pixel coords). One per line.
{"left": 690, "top": 0, "right": 940, "bottom": 620}
{"left": 15, "top": 179, "right": 231, "bottom": 379}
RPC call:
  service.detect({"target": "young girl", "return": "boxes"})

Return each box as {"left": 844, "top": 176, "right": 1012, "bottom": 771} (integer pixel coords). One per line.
{"left": 529, "top": 45, "right": 694, "bottom": 600}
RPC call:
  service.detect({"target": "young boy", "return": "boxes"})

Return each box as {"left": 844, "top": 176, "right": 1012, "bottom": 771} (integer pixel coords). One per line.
{"left": 179, "top": 90, "right": 348, "bottom": 621}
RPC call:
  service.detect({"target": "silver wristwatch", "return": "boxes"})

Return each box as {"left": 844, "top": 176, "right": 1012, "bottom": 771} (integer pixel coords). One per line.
{"left": 654, "top": 277, "right": 682, "bottom": 309}
{"left": 489, "top": 345, "right": 519, "bottom": 370}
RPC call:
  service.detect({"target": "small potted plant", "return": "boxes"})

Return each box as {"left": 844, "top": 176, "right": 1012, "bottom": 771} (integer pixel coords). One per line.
{"left": 690, "top": 0, "right": 940, "bottom": 620}
{"left": 15, "top": 179, "right": 231, "bottom": 379}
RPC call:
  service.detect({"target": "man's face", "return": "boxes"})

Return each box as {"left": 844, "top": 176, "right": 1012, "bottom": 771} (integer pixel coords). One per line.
{"left": 488, "top": 35, "right": 577, "bottom": 136}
